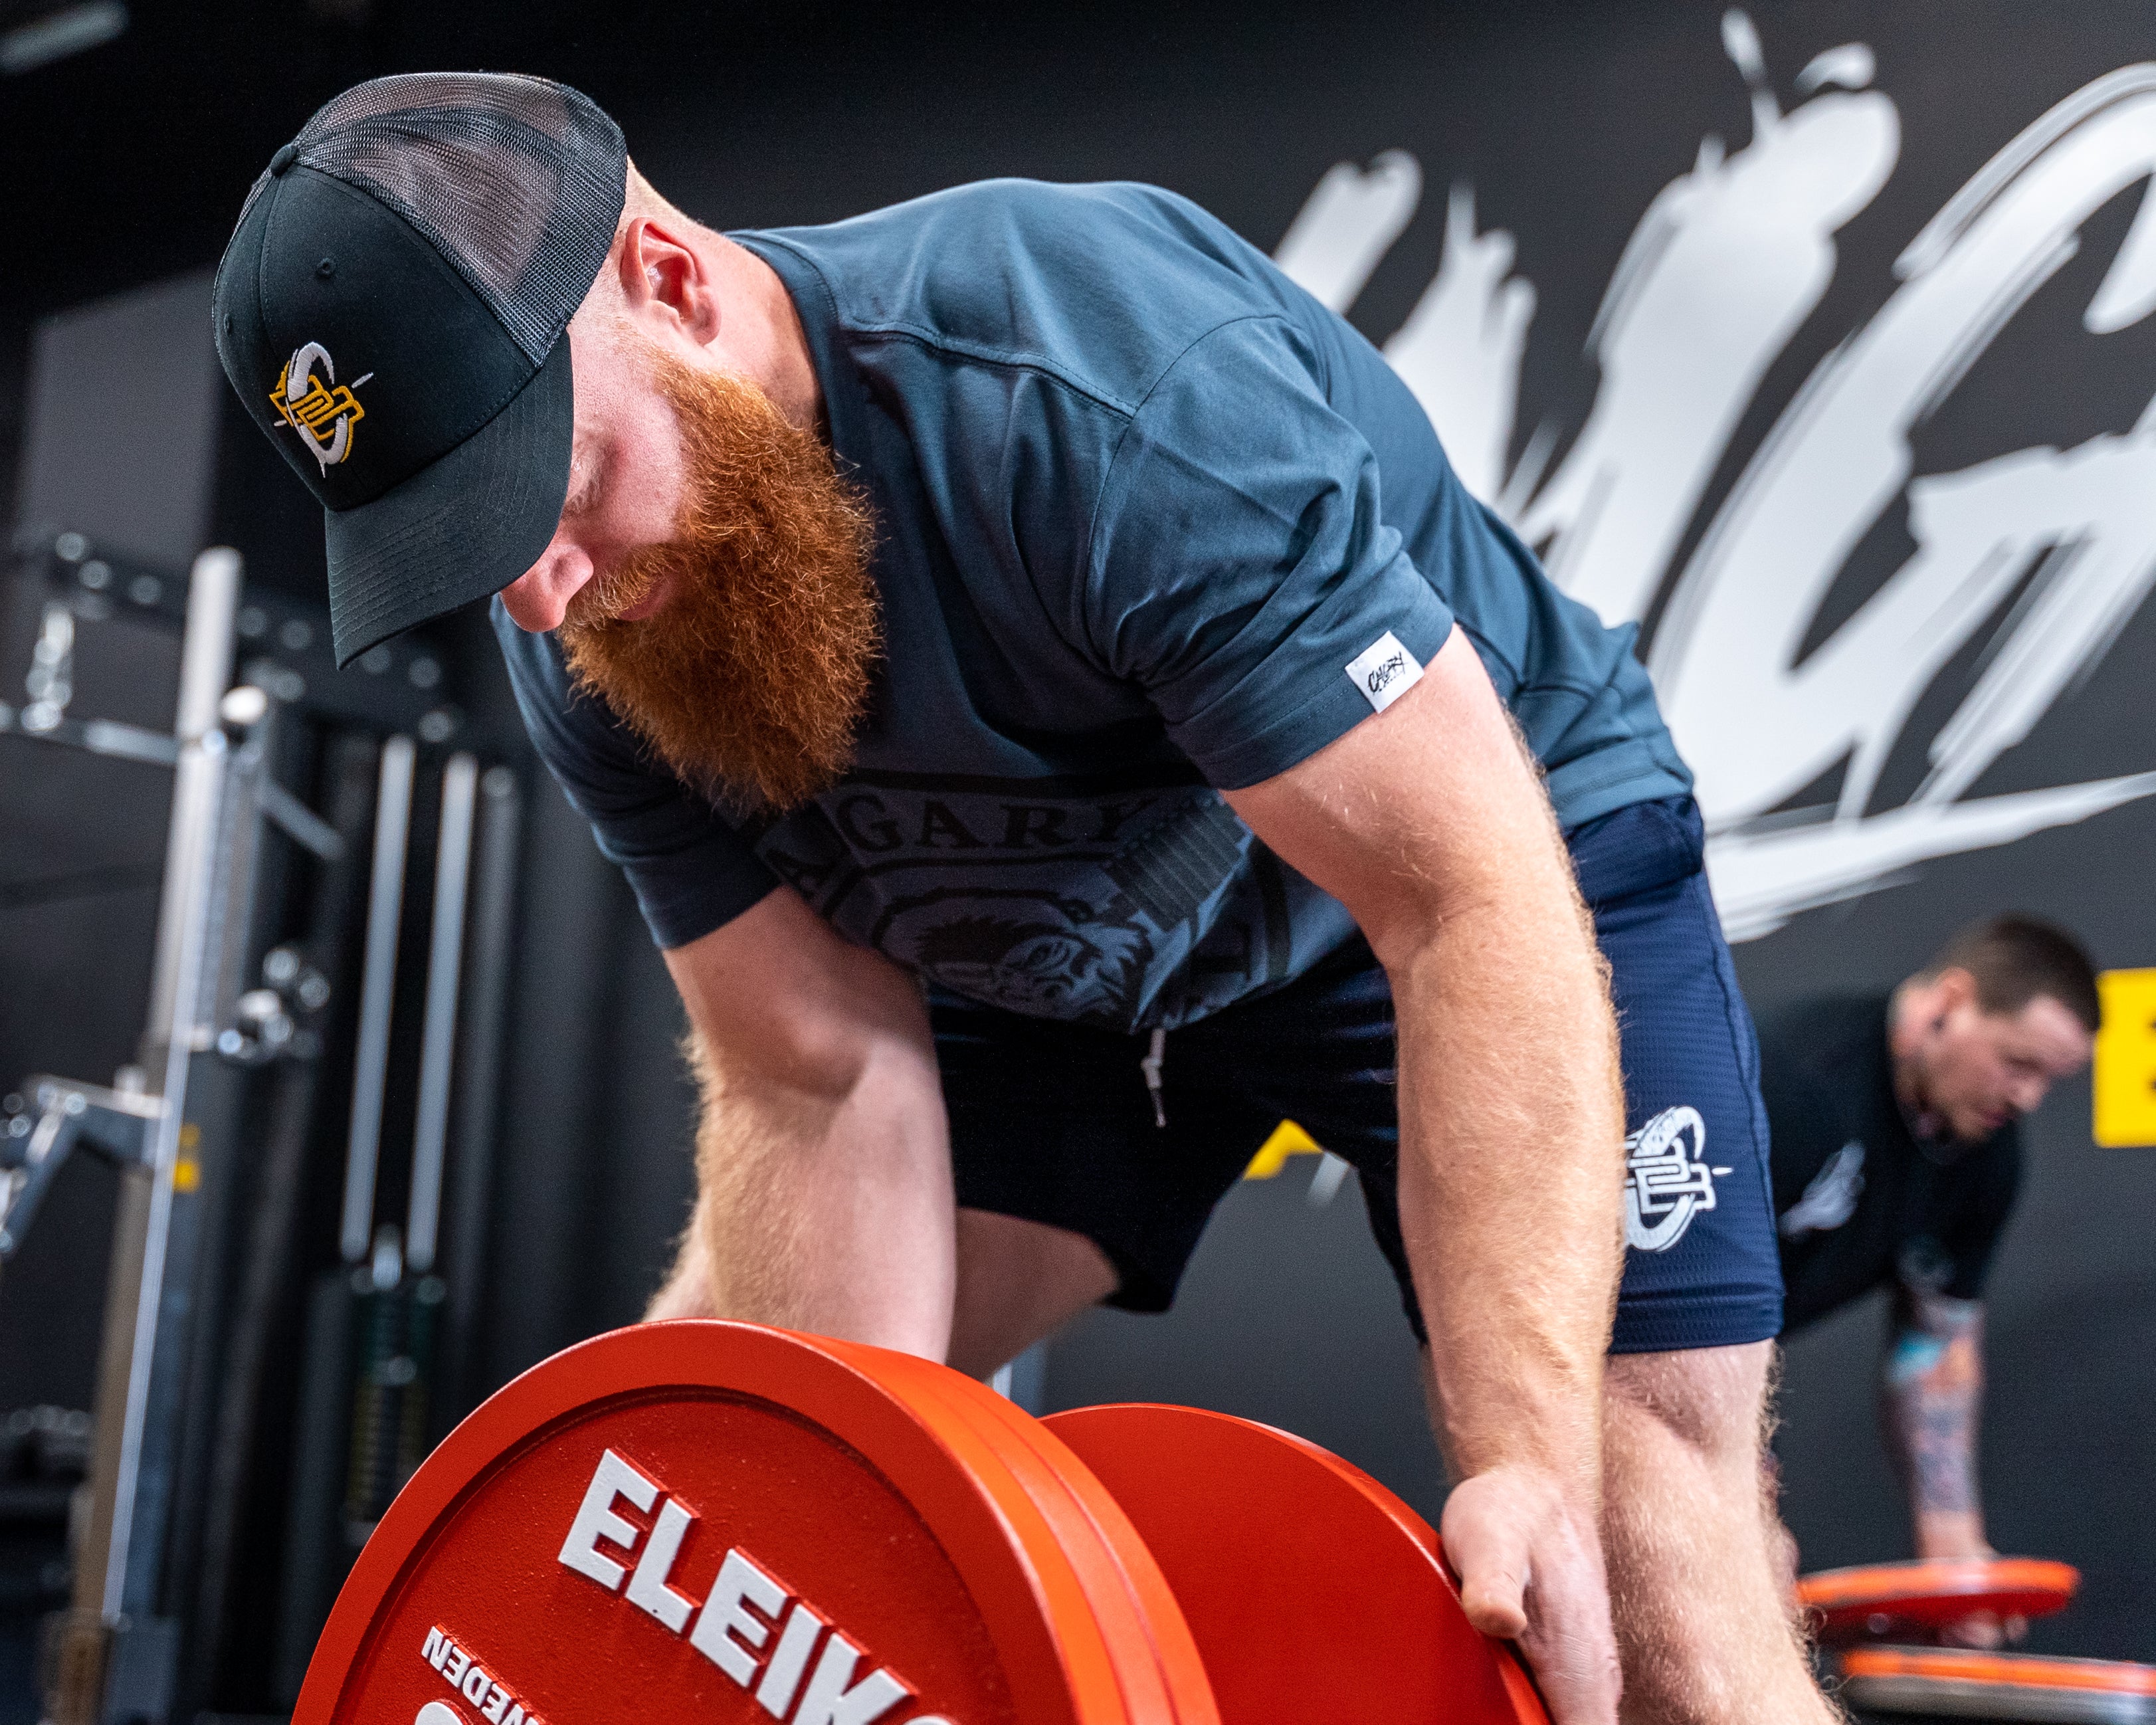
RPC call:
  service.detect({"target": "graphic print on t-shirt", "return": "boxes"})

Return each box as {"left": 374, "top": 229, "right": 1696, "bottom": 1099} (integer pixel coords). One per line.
{"left": 1777, "top": 1140, "right": 1867, "bottom": 1239}
{"left": 741, "top": 773, "right": 1356, "bottom": 1031}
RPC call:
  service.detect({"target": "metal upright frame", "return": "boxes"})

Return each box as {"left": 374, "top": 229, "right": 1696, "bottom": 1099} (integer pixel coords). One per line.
{"left": 1, "top": 532, "right": 519, "bottom": 1724}
{"left": 51, "top": 549, "right": 242, "bottom": 1723}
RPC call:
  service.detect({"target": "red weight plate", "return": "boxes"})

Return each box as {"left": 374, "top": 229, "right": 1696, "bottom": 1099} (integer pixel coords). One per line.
{"left": 840, "top": 1348, "right": 1215, "bottom": 1724}
{"left": 1840, "top": 1648, "right": 2156, "bottom": 1724}
{"left": 298, "top": 1322, "right": 1219, "bottom": 1725}
{"left": 1797, "top": 1559, "right": 2079, "bottom": 1643}
{"left": 1843, "top": 1649, "right": 2156, "bottom": 1696}
{"left": 1042, "top": 1403, "right": 1549, "bottom": 1725}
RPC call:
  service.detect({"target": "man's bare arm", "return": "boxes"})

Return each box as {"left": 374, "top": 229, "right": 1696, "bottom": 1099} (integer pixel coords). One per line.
{"left": 646, "top": 885, "right": 957, "bottom": 1358}
{"left": 1883, "top": 1288, "right": 1989, "bottom": 1554}
{"left": 1882, "top": 1286, "right": 2015, "bottom": 1646}
{"left": 1226, "top": 626, "right": 1625, "bottom": 1724}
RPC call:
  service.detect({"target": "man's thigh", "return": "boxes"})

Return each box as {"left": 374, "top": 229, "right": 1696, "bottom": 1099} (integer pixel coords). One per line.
{"left": 1598, "top": 855, "right": 1783, "bottom": 1355}
{"left": 930, "top": 987, "right": 1278, "bottom": 1316}
{"left": 1605, "top": 1339, "right": 1774, "bottom": 1461}
{"left": 929, "top": 942, "right": 1389, "bottom": 1321}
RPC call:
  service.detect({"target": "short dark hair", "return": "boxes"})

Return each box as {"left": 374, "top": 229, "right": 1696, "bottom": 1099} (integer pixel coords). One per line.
{"left": 1919, "top": 914, "right": 2100, "bottom": 1033}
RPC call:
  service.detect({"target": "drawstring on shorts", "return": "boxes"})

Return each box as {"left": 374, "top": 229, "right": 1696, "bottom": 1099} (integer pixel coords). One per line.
{"left": 1140, "top": 1027, "right": 1167, "bottom": 1128}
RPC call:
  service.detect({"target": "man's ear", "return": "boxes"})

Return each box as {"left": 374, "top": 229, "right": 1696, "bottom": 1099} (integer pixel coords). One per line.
{"left": 615, "top": 216, "right": 722, "bottom": 346}
{"left": 1934, "top": 965, "right": 1979, "bottom": 1018}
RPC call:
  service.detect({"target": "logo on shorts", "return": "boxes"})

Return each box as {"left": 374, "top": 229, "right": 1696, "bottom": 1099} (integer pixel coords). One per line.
{"left": 1622, "top": 1105, "right": 1731, "bottom": 1252}
{"left": 270, "top": 341, "right": 371, "bottom": 471}
{"left": 1344, "top": 631, "right": 1424, "bottom": 714}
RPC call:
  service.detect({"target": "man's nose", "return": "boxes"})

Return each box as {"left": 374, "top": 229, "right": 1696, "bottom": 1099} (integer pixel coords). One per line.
{"left": 498, "top": 537, "right": 594, "bottom": 632}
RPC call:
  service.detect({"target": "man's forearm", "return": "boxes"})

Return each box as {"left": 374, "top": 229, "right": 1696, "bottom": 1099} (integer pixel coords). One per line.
{"left": 650, "top": 892, "right": 961, "bottom": 1354}
{"left": 648, "top": 1011, "right": 956, "bottom": 1354}
{"left": 1883, "top": 1304, "right": 1988, "bottom": 1558}
{"left": 1224, "top": 636, "right": 1629, "bottom": 1713}
{"left": 1390, "top": 884, "right": 1626, "bottom": 1492}
{"left": 1223, "top": 631, "right": 1627, "bottom": 1495}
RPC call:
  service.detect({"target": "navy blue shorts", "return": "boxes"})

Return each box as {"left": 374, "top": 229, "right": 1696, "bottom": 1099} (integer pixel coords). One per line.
{"left": 931, "top": 795, "right": 1783, "bottom": 1354}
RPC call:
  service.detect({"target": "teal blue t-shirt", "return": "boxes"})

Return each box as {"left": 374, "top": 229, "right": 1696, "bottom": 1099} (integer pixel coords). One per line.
{"left": 497, "top": 179, "right": 1690, "bottom": 1031}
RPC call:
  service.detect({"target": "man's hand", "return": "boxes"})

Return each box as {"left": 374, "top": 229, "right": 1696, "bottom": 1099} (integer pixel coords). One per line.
{"left": 1941, "top": 1603, "right": 2025, "bottom": 1651}
{"left": 1926, "top": 1538, "right": 2025, "bottom": 1649}
{"left": 1923, "top": 1537, "right": 2025, "bottom": 1651}
{"left": 1443, "top": 1467, "right": 1622, "bottom": 1722}
{"left": 1228, "top": 627, "right": 1628, "bottom": 1724}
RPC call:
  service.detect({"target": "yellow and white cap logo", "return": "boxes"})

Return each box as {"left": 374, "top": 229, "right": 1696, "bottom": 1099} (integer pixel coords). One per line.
{"left": 270, "top": 341, "right": 371, "bottom": 472}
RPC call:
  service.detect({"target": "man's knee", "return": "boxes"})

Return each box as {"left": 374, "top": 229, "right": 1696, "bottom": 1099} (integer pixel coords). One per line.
{"left": 1600, "top": 1344, "right": 1793, "bottom": 1637}
{"left": 1605, "top": 1339, "right": 1775, "bottom": 1469}
{"left": 947, "top": 1209, "right": 1118, "bottom": 1378}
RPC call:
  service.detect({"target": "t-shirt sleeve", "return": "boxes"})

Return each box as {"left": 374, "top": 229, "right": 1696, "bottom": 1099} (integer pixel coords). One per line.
{"left": 1082, "top": 315, "right": 1456, "bottom": 789}
{"left": 492, "top": 599, "right": 779, "bottom": 948}
{"left": 1935, "top": 1132, "right": 2024, "bottom": 1302}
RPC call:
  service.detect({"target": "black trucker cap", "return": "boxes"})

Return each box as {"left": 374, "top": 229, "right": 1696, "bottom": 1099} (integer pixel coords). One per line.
{"left": 213, "top": 73, "right": 629, "bottom": 667}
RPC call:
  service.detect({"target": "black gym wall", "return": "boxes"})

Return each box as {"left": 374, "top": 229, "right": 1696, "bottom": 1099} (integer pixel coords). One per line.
{"left": 1, "top": 0, "right": 2153, "bottom": 1686}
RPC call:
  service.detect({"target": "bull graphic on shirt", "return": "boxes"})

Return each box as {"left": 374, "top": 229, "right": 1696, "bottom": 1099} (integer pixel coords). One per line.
{"left": 886, "top": 889, "right": 1154, "bottom": 1022}
{"left": 755, "top": 785, "right": 1329, "bottom": 1030}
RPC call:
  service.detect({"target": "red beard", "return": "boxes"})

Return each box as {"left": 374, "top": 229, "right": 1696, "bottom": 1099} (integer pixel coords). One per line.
{"left": 559, "top": 346, "right": 880, "bottom": 813}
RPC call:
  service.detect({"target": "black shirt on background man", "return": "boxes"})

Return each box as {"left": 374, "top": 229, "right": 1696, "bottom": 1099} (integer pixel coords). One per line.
{"left": 1765, "top": 994, "right": 2020, "bottom": 1333}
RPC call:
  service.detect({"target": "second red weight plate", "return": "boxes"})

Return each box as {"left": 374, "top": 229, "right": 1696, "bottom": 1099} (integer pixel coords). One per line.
{"left": 1840, "top": 1647, "right": 2156, "bottom": 1724}
{"left": 1797, "top": 1558, "right": 2080, "bottom": 1643}
{"left": 1042, "top": 1403, "right": 1549, "bottom": 1725}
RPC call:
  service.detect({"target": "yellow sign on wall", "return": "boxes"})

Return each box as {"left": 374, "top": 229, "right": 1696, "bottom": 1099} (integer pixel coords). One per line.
{"left": 2093, "top": 968, "right": 2156, "bottom": 1147}
{"left": 1245, "top": 1118, "right": 1325, "bottom": 1179}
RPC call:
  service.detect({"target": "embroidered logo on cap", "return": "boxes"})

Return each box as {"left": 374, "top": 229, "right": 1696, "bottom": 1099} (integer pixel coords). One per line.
{"left": 270, "top": 341, "right": 371, "bottom": 472}
{"left": 1344, "top": 631, "right": 1423, "bottom": 714}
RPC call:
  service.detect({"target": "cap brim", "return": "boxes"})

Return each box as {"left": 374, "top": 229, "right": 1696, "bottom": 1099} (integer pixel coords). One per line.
{"left": 324, "top": 335, "right": 573, "bottom": 668}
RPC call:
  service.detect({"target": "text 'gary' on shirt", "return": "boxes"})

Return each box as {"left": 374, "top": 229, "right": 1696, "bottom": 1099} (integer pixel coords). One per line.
{"left": 500, "top": 179, "right": 1692, "bottom": 1033}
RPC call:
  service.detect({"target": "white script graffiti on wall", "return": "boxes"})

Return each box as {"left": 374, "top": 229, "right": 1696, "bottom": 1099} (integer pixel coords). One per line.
{"left": 1276, "top": 11, "right": 2156, "bottom": 941}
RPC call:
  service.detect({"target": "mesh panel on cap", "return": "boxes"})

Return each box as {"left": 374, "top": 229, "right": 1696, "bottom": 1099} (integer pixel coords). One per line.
{"left": 287, "top": 72, "right": 626, "bottom": 364}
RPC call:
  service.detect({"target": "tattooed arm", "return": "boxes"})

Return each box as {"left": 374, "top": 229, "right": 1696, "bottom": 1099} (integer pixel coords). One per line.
{"left": 1882, "top": 1286, "right": 2018, "bottom": 1645}
{"left": 1884, "top": 1285, "right": 1987, "bottom": 1550}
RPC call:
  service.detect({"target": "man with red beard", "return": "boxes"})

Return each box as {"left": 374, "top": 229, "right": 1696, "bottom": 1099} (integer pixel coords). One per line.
{"left": 215, "top": 75, "right": 1826, "bottom": 1725}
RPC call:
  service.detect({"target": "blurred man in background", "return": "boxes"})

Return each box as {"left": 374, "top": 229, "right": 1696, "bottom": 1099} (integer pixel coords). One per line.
{"left": 1761, "top": 915, "right": 2098, "bottom": 1642}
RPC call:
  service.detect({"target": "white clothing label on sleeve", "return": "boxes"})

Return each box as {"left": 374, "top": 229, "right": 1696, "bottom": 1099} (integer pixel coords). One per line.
{"left": 1344, "top": 631, "right": 1423, "bottom": 714}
